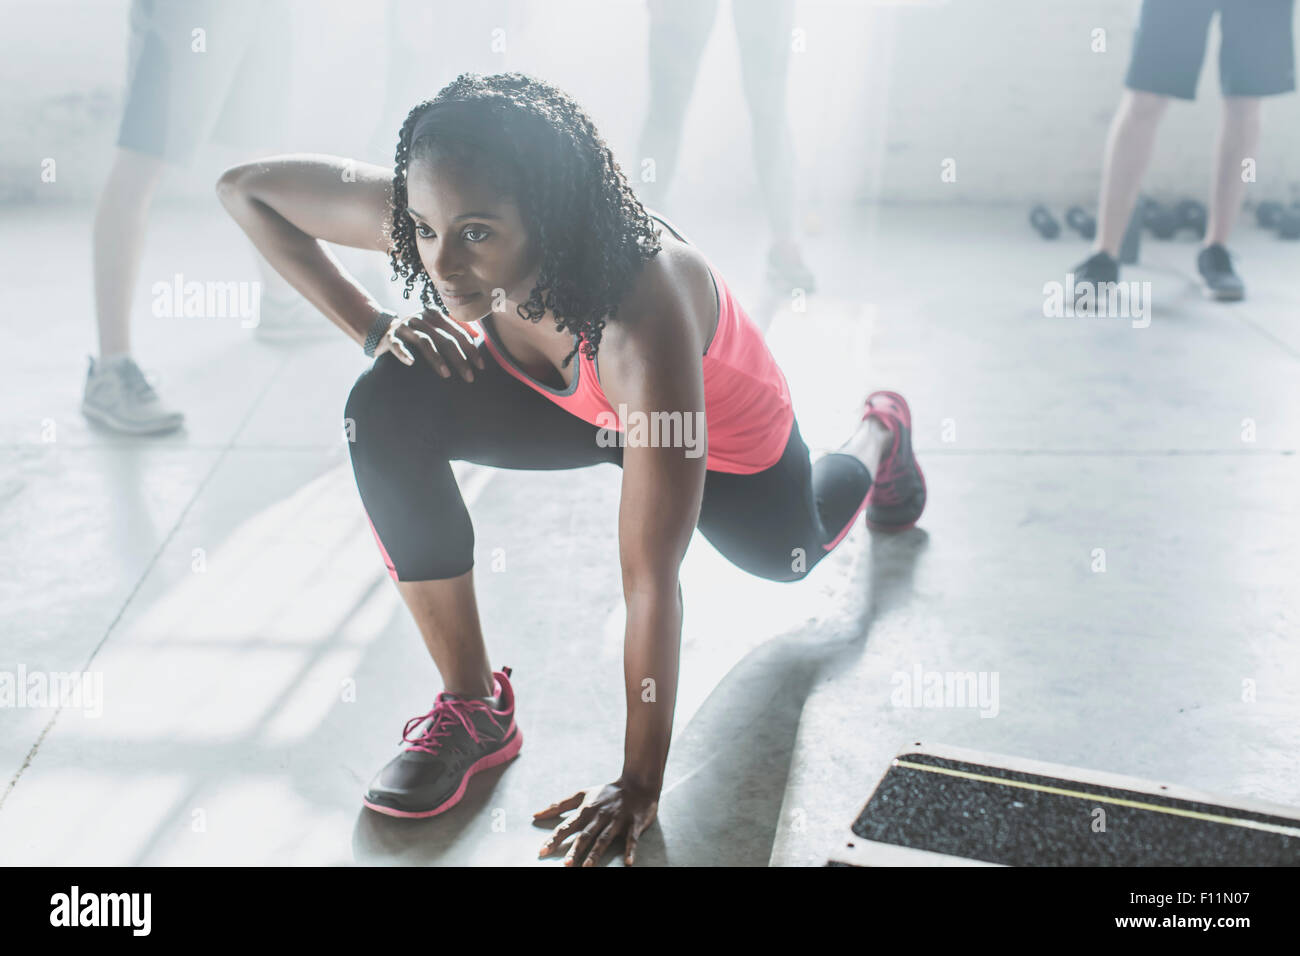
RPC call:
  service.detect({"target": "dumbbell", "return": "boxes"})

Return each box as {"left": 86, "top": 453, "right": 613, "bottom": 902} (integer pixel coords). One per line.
{"left": 1256, "top": 201, "right": 1286, "bottom": 230}
{"left": 1029, "top": 204, "right": 1061, "bottom": 239}
{"left": 1141, "top": 198, "right": 1178, "bottom": 239}
{"left": 1174, "top": 199, "right": 1207, "bottom": 239}
{"left": 1254, "top": 200, "right": 1300, "bottom": 238}
{"left": 1064, "top": 206, "right": 1096, "bottom": 240}
{"left": 1278, "top": 203, "right": 1300, "bottom": 240}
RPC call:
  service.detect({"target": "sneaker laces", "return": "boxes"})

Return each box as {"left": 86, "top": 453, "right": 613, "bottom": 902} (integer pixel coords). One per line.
{"left": 864, "top": 410, "right": 910, "bottom": 504}
{"left": 116, "top": 359, "right": 160, "bottom": 401}
{"left": 401, "top": 695, "right": 500, "bottom": 756}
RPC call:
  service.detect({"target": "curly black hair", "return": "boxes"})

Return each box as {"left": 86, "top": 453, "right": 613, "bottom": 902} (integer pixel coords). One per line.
{"left": 387, "top": 72, "right": 663, "bottom": 370}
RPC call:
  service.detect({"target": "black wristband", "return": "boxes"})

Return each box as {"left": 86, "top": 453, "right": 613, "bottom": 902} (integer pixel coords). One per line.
{"left": 363, "top": 310, "right": 398, "bottom": 357}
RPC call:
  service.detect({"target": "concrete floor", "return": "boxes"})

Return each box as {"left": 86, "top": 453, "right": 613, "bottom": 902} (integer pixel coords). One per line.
{"left": 1, "top": 200, "right": 1297, "bottom": 866}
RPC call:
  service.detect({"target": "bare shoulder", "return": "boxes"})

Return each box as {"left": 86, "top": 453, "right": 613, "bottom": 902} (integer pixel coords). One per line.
{"left": 600, "top": 241, "right": 715, "bottom": 365}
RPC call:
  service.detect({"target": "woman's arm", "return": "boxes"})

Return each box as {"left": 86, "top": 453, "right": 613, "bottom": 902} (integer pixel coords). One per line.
{"left": 598, "top": 297, "right": 710, "bottom": 795}
{"left": 215, "top": 154, "right": 397, "bottom": 346}
{"left": 533, "top": 275, "right": 712, "bottom": 864}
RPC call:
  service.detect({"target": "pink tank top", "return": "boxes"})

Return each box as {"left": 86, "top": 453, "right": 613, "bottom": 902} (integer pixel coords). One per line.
{"left": 472, "top": 258, "right": 794, "bottom": 475}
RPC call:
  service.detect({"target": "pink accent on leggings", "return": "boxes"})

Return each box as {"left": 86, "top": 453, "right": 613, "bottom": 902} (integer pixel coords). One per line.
{"left": 366, "top": 511, "right": 399, "bottom": 581}
{"left": 820, "top": 490, "right": 873, "bottom": 553}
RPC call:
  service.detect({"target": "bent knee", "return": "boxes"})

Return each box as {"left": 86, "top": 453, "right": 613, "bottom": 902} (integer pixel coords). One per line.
{"left": 344, "top": 353, "right": 444, "bottom": 457}
{"left": 343, "top": 359, "right": 393, "bottom": 442}
{"left": 755, "top": 545, "right": 819, "bottom": 583}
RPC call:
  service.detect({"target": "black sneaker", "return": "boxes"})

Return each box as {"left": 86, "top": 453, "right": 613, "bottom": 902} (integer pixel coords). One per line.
{"left": 1073, "top": 250, "right": 1120, "bottom": 283}
{"left": 1196, "top": 244, "right": 1245, "bottom": 301}
{"left": 363, "top": 667, "right": 522, "bottom": 818}
{"left": 1070, "top": 251, "right": 1119, "bottom": 314}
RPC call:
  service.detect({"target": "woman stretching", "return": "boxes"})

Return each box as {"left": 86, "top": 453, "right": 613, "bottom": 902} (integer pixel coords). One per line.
{"left": 216, "top": 73, "right": 925, "bottom": 866}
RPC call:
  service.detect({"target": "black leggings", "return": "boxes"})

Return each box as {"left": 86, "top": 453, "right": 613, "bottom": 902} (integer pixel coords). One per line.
{"left": 344, "top": 340, "right": 872, "bottom": 583}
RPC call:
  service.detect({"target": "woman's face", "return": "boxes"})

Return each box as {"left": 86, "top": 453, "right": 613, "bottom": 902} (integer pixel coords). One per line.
{"left": 404, "top": 155, "right": 540, "bottom": 320}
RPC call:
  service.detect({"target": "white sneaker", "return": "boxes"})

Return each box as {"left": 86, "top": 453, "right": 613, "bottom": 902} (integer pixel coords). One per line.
{"left": 253, "top": 288, "right": 336, "bottom": 343}
{"left": 81, "top": 354, "right": 185, "bottom": 435}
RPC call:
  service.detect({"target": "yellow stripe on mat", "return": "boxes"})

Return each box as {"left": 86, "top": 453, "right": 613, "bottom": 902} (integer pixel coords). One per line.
{"left": 894, "top": 760, "right": 1300, "bottom": 840}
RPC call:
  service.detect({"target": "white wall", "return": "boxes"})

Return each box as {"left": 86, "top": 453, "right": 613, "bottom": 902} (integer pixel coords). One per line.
{"left": 873, "top": 0, "right": 1300, "bottom": 205}
{"left": 2, "top": 0, "right": 1298, "bottom": 208}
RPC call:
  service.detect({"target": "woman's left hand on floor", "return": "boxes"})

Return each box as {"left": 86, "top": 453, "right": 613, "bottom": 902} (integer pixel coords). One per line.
{"left": 534, "top": 780, "right": 659, "bottom": 866}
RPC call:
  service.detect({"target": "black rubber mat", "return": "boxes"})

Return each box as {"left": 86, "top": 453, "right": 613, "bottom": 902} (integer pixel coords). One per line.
{"left": 851, "top": 752, "right": 1300, "bottom": 866}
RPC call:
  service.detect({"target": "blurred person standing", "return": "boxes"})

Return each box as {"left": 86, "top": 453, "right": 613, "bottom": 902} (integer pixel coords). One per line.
{"left": 85, "top": 0, "right": 303, "bottom": 435}
{"left": 1071, "top": 0, "right": 1296, "bottom": 302}
{"left": 637, "top": 0, "right": 816, "bottom": 294}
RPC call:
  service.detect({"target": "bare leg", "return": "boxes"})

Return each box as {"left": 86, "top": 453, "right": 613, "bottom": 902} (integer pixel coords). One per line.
{"left": 837, "top": 415, "right": 891, "bottom": 476}
{"left": 732, "top": 0, "right": 800, "bottom": 246}
{"left": 1205, "top": 96, "right": 1262, "bottom": 247}
{"left": 395, "top": 571, "right": 497, "bottom": 698}
{"left": 92, "top": 147, "right": 166, "bottom": 359}
{"left": 1093, "top": 90, "right": 1171, "bottom": 257}
{"left": 637, "top": 0, "right": 719, "bottom": 212}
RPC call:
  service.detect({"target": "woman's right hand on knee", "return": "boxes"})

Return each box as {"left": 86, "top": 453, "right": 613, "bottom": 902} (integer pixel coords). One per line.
{"left": 376, "top": 307, "right": 486, "bottom": 381}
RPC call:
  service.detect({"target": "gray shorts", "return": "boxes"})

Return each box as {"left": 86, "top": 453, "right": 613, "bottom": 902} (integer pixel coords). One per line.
{"left": 116, "top": 0, "right": 292, "bottom": 165}
{"left": 1125, "top": 0, "right": 1296, "bottom": 100}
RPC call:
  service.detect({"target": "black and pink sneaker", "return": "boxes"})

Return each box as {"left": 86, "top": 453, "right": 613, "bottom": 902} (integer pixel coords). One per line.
{"left": 363, "top": 667, "right": 523, "bottom": 819}
{"left": 862, "top": 390, "right": 926, "bottom": 531}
